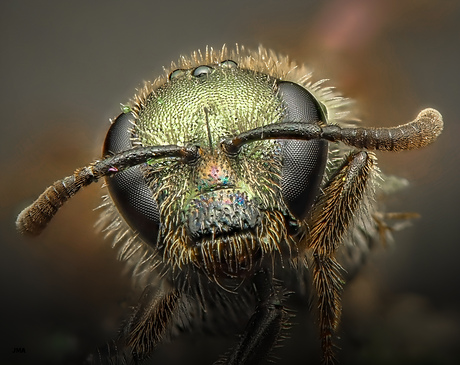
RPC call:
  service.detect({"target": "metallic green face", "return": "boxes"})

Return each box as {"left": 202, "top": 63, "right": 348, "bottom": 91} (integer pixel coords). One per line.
{"left": 132, "top": 63, "right": 292, "bottom": 277}
{"left": 136, "top": 64, "right": 283, "bottom": 147}
{"left": 97, "top": 43, "right": 341, "bottom": 279}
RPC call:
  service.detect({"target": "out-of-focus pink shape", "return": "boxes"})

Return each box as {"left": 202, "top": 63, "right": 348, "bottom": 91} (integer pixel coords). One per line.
{"left": 315, "top": 0, "right": 390, "bottom": 51}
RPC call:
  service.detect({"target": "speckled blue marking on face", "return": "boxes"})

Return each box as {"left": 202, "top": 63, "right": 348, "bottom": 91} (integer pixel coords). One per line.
{"left": 197, "top": 162, "right": 233, "bottom": 194}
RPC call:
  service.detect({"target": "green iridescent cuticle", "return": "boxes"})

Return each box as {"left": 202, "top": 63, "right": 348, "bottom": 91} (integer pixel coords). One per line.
{"left": 120, "top": 104, "right": 132, "bottom": 113}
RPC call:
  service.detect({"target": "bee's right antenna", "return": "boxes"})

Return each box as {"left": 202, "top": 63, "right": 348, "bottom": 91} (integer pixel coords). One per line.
{"left": 16, "top": 145, "right": 199, "bottom": 237}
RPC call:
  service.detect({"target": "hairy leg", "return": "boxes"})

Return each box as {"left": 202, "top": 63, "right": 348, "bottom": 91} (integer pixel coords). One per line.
{"left": 308, "top": 151, "right": 375, "bottom": 364}
{"left": 86, "top": 285, "right": 181, "bottom": 365}
{"left": 215, "top": 269, "right": 288, "bottom": 365}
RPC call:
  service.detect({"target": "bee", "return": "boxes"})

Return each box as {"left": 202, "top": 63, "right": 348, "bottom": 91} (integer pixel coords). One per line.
{"left": 16, "top": 45, "right": 443, "bottom": 364}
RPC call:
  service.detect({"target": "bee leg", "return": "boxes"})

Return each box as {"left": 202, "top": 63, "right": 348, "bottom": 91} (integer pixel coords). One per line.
{"left": 85, "top": 285, "right": 181, "bottom": 364}
{"left": 216, "top": 269, "right": 287, "bottom": 365}
{"left": 308, "top": 151, "right": 375, "bottom": 364}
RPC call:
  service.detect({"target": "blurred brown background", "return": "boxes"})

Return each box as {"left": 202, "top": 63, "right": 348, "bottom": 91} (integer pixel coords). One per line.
{"left": 1, "top": 1, "right": 459, "bottom": 364}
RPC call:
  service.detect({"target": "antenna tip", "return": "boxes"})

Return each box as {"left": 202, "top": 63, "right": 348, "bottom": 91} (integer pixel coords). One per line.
{"left": 416, "top": 108, "right": 444, "bottom": 142}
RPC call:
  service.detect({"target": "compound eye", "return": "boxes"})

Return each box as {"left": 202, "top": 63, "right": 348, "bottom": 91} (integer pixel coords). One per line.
{"left": 103, "top": 112, "right": 160, "bottom": 247}
{"left": 277, "top": 81, "right": 328, "bottom": 219}
{"left": 192, "top": 65, "right": 213, "bottom": 77}
{"left": 221, "top": 59, "right": 238, "bottom": 68}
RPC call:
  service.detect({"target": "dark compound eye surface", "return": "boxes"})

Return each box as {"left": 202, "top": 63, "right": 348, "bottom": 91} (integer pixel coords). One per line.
{"left": 103, "top": 112, "right": 160, "bottom": 247}
{"left": 277, "top": 81, "right": 328, "bottom": 219}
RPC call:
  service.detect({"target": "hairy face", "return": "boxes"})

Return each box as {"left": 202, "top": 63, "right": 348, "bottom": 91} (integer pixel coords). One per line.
{"left": 133, "top": 65, "right": 296, "bottom": 277}
{"left": 96, "top": 46, "right": 342, "bottom": 281}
